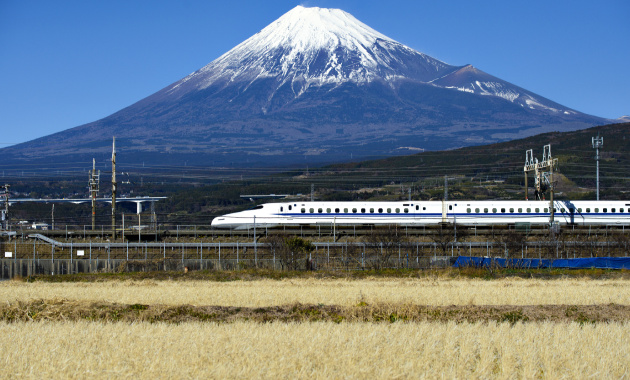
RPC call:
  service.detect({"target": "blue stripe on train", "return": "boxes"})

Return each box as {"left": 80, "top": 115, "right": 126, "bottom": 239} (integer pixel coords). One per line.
{"left": 276, "top": 213, "right": 625, "bottom": 218}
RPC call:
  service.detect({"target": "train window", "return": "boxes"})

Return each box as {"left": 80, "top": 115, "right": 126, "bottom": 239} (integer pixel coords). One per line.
{"left": 326, "top": 208, "right": 330, "bottom": 213}
{"left": 535, "top": 208, "right": 540, "bottom": 213}
{"left": 509, "top": 208, "right": 514, "bottom": 213}
{"left": 527, "top": 208, "right": 531, "bottom": 213}
{"left": 501, "top": 208, "right": 506, "bottom": 213}
{"left": 387, "top": 208, "right": 392, "bottom": 213}
{"left": 467, "top": 208, "right": 471, "bottom": 213}
{"left": 343, "top": 208, "right": 348, "bottom": 213}
{"left": 416, "top": 205, "right": 419, "bottom": 210}
{"left": 335, "top": 208, "right": 340, "bottom": 213}
{"left": 544, "top": 208, "right": 548, "bottom": 213}
{"left": 309, "top": 208, "right": 314, "bottom": 213}
{"left": 378, "top": 208, "right": 383, "bottom": 213}
{"left": 395, "top": 208, "right": 400, "bottom": 213}
{"left": 404, "top": 208, "right": 409, "bottom": 213}
{"left": 318, "top": 208, "right": 323, "bottom": 213}
{"left": 449, "top": 205, "right": 453, "bottom": 211}
{"left": 475, "top": 208, "right": 480, "bottom": 213}
{"left": 603, "top": 208, "right": 608, "bottom": 213}
{"left": 370, "top": 208, "right": 374, "bottom": 213}
{"left": 288, "top": 205, "right": 292, "bottom": 210}
{"left": 352, "top": 208, "right": 357, "bottom": 213}
{"left": 484, "top": 208, "right": 488, "bottom": 213}
{"left": 612, "top": 208, "right": 616, "bottom": 213}
{"left": 518, "top": 208, "right": 522, "bottom": 213}
{"left": 621, "top": 208, "right": 625, "bottom": 213}
{"left": 492, "top": 208, "right": 497, "bottom": 213}
{"left": 594, "top": 208, "right": 599, "bottom": 213}
{"left": 280, "top": 207, "right": 283, "bottom": 212}
{"left": 301, "top": 208, "right": 306, "bottom": 213}
{"left": 361, "top": 208, "right": 366, "bottom": 213}
{"left": 578, "top": 208, "right": 582, "bottom": 213}
{"left": 423, "top": 207, "right": 426, "bottom": 211}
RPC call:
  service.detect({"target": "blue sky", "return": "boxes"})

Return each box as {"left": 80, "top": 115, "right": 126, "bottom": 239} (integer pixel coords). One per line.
{"left": 1, "top": 0, "right": 628, "bottom": 147}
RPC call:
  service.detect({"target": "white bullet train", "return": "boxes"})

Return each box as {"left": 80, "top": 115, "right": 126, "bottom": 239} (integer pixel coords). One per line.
{"left": 211, "top": 199, "right": 630, "bottom": 229}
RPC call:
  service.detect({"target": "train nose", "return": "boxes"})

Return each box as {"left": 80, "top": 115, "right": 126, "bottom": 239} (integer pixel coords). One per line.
{"left": 211, "top": 217, "right": 227, "bottom": 228}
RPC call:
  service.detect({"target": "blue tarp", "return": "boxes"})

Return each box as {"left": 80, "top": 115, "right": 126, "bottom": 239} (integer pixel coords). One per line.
{"left": 453, "top": 256, "right": 630, "bottom": 269}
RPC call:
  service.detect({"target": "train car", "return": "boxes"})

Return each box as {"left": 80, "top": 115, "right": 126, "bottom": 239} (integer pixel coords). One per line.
{"left": 211, "top": 199, "right": 630, "bottom": 229}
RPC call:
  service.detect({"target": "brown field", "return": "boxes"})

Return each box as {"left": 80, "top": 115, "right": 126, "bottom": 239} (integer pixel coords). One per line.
{"left": 1, "top": 320, "right": 628, "bottom": 379}
{"left": 2, "top": 277, "right": 630, "bottom": 307}
{"left": 2, "top": 276, "right": 629, "bottom": 378}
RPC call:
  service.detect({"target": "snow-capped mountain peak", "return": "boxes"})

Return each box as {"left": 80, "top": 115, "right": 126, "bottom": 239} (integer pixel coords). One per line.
{"left": 244, "top": 6, "right": 395, "bottom": 55}
{"left": 168, "top": 6, "right": 454, "bottom": 95}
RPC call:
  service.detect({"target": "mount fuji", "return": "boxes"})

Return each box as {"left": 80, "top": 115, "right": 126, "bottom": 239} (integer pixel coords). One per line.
{"left": 4, "top": 6, "right": 608, "bottom": 169}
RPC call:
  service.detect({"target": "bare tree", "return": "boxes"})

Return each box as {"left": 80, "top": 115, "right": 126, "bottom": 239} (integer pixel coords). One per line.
{"left": 539, "top": 230, "right": 569, "bottom": 259}
{"left": 264, "top": 234, "right": 314, "bottom": 270}
{"left": 429, "top": 223, "right": 467, "bottom": 257}
{"left": 493, "top": 230, "right": 527, "bottom": 258}
{"left": 363, "top": 225, "right": 407, "bottom": 269}
{"left": 340, "top": 242, "right": 362, "bottom": 271}
{"left": 611, "top": 231, "right": 630, "bottom": 257}
{"left": 574, "top": 232, "right": 598, "bottom": 258}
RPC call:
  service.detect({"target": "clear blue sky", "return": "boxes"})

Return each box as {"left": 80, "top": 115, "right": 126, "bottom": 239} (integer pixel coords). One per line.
{"left": 1, "top": 0, "right": 628, "bottom": 147}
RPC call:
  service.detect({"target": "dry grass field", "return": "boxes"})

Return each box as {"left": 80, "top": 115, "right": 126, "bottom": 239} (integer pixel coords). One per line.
{"left": 1, "top": 277, "right": 630, "bottom": 307}
{"left": 2, "top": 276, "right": 629, "bottom": 378}
{"left": 1, "top": 320, "right": 628, "bottom": 379}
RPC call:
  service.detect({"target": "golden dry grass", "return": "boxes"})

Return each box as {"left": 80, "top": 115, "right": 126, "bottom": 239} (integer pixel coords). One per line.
{"left": 1, "top": 320, "right": 628, "bottom": 379}
{"left": 2, "top": 277, "right": 630, "bottom": 307}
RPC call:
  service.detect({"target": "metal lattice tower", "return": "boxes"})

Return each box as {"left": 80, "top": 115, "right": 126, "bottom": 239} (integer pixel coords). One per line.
{"left": 523, "top": 144, "right": 558, "bottom": 224}
{"left": 592, "top": 134, "right": 603, "bottom": 201}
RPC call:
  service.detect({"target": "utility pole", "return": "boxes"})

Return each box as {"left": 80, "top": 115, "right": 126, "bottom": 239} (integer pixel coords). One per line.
{"left": 524, "top": 150, "right": 535, "bottom": 200}
{"left": 442, "top": 176, "right": 449, "bottom": 223}
{"left": 543, "top": 145, "right": 555, "bottom": 225}
{"left": 592, "top": 134, "right": 603, "bottom": 200}
{"left": 444, "top": 175, "right": 448, "bottom": 201}
{"left": 111, "top": 137, "right": 117, "bottom": 239}
{"left": 311, "top": 184, "right": 314, "bottom": 202}
{"left": 0, "top": 184, "right": 9, "bottom": 230}
{"left": 89, "top": 158, "right": 100, "bottom": 231}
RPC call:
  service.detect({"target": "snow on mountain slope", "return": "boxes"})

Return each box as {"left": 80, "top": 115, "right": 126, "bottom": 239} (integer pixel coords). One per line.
{"left": 431, "top": 64, "right": 576, "bottom": 114}
{"left": 162, "top": 6, "right": 576, "bottom": 115}
{"left": 167, "top": 6, "right": 457, "bottom": 96}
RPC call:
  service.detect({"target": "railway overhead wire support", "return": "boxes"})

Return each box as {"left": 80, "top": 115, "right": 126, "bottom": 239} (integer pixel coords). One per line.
{"left": 592, "top": 134, "right": 603, "bottom": 201}
{"left": 523, "top": 144, "right": 558, "bottom": 225}
{"left": 89, "top": 158, "right": 100, "bottom": 231}
{"left": 111, "top": 137, "right": 117, "bottom": 239}
{"left": 1, "top": 184, "right": 9, "bottom": 230}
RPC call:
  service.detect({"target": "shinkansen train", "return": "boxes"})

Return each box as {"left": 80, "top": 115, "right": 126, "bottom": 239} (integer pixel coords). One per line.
{"left": 211, "top": 200, "right": 630, "bottom": 229}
